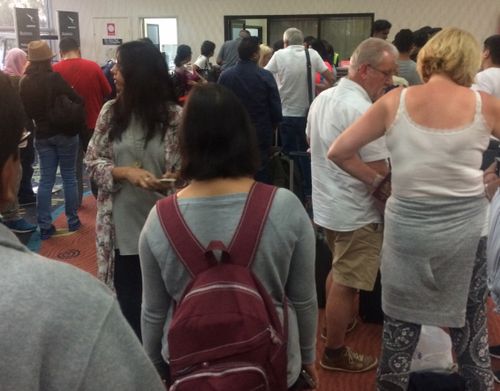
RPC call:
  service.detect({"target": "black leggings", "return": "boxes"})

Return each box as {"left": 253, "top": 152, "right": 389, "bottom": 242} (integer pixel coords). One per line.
{"left": 376, "top": 237, "right": 493, "bottom": 391}
{"left": 114, "top": 251, "right": 142, "bottom": 341}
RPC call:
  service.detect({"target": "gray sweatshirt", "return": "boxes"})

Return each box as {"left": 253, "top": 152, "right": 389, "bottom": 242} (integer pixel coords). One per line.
{"left": 0, "top": 223, "right": 165, "bottom": 391}
{"left": 139, "top": 188, "right": 318, "bottom": 386}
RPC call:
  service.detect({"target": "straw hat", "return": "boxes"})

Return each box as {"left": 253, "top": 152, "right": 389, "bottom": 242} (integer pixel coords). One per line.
{"left": 27, "top": 40, "right": 55, "bottom": 62}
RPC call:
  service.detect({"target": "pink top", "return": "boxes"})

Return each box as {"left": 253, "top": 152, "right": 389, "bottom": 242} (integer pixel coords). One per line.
{"left": 315, "top": 60, "right": 332, "bottom": 85}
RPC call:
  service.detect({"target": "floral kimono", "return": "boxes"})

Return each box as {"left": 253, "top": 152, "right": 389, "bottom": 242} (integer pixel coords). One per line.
{"left": 84, "top": 100, "right": 181, "bottom": 290}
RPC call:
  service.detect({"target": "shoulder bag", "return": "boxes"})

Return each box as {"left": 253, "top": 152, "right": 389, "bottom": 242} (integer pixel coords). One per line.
{"left": 46, "top": 73, "right": 85, "bottom": 136}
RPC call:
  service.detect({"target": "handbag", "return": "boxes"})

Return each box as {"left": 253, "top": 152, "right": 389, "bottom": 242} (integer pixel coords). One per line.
{"left": 46, "top": 73, "right": 85, "bottom": 136}
{"left": 410, "top": 326, "right": 455, "bottom": 373}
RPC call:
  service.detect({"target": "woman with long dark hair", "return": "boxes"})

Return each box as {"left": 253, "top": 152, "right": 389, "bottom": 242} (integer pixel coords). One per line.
{"left": 85, "top": 40, "right": 181, "bottom": 339}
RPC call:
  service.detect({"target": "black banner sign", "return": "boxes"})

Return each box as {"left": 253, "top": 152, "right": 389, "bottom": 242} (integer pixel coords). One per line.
{"left": 58, "top": 11, "right": 80, "bottom": 45}
{"left": 15, "top": 8, "right": 40, "bottom": 51}
{"left": 102, "top": 38, "right": 123, "bottom": 46}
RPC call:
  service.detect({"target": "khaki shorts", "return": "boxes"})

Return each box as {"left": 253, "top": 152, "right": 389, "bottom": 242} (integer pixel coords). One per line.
{"left": 324, "top": 223, "right": 383, "bottom": 291}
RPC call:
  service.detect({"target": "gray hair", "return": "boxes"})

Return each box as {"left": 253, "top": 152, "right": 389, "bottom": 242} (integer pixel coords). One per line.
{"left": 283, "top": 28, "right": 304, "bottom": 46}
{"left": 349, "top": 38, "right": 398, "bottom": 72}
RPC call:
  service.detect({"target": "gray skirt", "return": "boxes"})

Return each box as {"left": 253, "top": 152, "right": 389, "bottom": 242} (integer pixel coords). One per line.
{"left": 381, "top": 195, "right": 487, "bottom": 327}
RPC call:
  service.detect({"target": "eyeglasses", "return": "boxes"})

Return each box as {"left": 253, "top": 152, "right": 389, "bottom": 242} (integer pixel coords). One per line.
{"left": 18, "top": 130, "right": 30, "bottom": 149}
{"left": 368, "top": 64, "right": 396, "bottom": 79}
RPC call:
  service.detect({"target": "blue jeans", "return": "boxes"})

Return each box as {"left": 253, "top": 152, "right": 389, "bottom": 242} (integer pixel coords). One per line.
{"left": 279, "top": 116, "right": 311, "bottom": 197}
{"left": 35, "top": 134, "right": 80, "bottom": 230}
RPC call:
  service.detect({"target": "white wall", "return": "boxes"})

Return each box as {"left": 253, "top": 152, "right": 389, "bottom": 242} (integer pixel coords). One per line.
{"left": 49, "top": 0, "right": 500, "bottom": 63}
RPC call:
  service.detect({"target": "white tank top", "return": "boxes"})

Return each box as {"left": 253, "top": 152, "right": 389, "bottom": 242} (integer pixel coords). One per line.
{"left": 386, "top": 88, "right": 491, "bottom": 198}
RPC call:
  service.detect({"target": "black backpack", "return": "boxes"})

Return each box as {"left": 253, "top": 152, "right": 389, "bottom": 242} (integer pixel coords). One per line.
{"left": 46, "top": 73, "right": 85, "bottom": 136}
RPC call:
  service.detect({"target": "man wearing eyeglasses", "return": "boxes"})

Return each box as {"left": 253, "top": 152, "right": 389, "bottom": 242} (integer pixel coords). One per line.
{"left": 306, "top": 38, "right": 397, "bottom": 373}
{"left": 0, "top": 72, "right": 165, "bottom": 390}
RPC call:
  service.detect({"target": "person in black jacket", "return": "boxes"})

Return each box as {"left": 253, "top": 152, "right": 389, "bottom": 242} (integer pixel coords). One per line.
{"left": 19, "top": 40, "right": 82, "bottom": 240}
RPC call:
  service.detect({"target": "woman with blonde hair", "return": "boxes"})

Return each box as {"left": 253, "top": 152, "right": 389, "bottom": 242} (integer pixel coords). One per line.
{"left": 258, "top": 44, "right": 273, "bottom": 67}
{"left": 329, "top": 28, "right": 500, "bottom": 390}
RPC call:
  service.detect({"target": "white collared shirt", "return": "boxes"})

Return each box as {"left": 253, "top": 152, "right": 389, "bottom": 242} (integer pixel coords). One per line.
{"left": 306, "top": 78, "right": 389, "bottom": 231}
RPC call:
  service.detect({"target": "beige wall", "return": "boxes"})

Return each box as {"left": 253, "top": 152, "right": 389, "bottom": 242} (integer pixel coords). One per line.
{"left": 50, "top": 0, "right": 500, "bottom": 63}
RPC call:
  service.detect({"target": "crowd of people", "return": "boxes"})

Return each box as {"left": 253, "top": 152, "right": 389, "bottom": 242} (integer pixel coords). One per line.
{"left": 2, "top": 17, "right": 500, "bottom": 391}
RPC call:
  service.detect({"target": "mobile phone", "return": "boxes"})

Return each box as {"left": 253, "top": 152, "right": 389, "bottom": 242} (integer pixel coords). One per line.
{"left": 496, "top": 157, "right": 500, "bottom": 177}
{"left": 158, "top": 178, "right": 176, "bottom": 183}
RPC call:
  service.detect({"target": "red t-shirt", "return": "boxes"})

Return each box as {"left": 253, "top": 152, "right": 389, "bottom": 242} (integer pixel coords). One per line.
{"left": 53, "top": 58, "right": 111, "bottom": 129}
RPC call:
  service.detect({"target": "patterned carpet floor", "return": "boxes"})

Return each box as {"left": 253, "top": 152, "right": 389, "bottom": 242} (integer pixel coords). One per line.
{"left": 29, "top": 193, "right": 500, "bottom": 390}
{"left": 38, "top": 194, "right": 97, "bottom": 277}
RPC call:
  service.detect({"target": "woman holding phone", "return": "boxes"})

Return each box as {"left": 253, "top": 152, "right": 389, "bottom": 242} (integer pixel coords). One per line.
{"left": 85, "top": 40, "right": 181, "bottom": 339}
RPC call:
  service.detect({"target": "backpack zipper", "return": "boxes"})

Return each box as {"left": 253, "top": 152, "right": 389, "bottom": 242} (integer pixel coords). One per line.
{"left": 170, "top": 363, "right": 269, "bottom": 390}
{"left": 183, "top": 283, "right": 264, "bottom": 302}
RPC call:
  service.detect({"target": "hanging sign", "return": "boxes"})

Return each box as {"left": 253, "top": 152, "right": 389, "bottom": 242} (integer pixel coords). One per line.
{"left": 15, "top": 8, "right": 40, "bottom": 51}
{"left": 58, "top": 11, "right": 80, "bottom": 45}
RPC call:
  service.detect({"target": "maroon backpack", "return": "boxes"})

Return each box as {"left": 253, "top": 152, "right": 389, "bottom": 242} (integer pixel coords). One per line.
{"left": 156, "top": 182, "right": 288, "bottom": 391}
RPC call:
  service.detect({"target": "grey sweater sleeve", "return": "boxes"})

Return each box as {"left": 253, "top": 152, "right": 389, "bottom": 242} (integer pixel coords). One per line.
{"left": 279, "top": 191, "right": 317, "bottom": 365}
{"left": 78, "top": 300, "right": 165, "bottom": 391}
{"left": 139, "top": 221, "right": 173, "bottom": 374}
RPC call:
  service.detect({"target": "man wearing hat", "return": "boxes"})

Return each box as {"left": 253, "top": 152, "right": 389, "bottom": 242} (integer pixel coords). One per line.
{"left": 19, "top": 40, "right": 83, "bottom": 240}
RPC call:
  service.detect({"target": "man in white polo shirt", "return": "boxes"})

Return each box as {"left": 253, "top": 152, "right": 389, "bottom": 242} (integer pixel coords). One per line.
{"left": 266, "top": 27, "right": 333, "bottom": 198}
{"left": 472, "top": 35, "right": 500, "bottom": 184}
{"left": 472, "top": 34, "right": 500, "bottom": 98}
{"left": 306, "top": 37, "right": 397, "bottom": 373}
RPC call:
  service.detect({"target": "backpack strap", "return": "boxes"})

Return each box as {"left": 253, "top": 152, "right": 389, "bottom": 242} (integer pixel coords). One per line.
{"left": 156, "top": 194, "right": 216, "bottom": 277}
{"left": 228, "top": 182, "right": 277, "bottom": 268}
{"left": 305, "top": 48, "right": 313, "bottom": 106}
{"left": 156, "top": 182, "right": 277, "bottom": 275}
